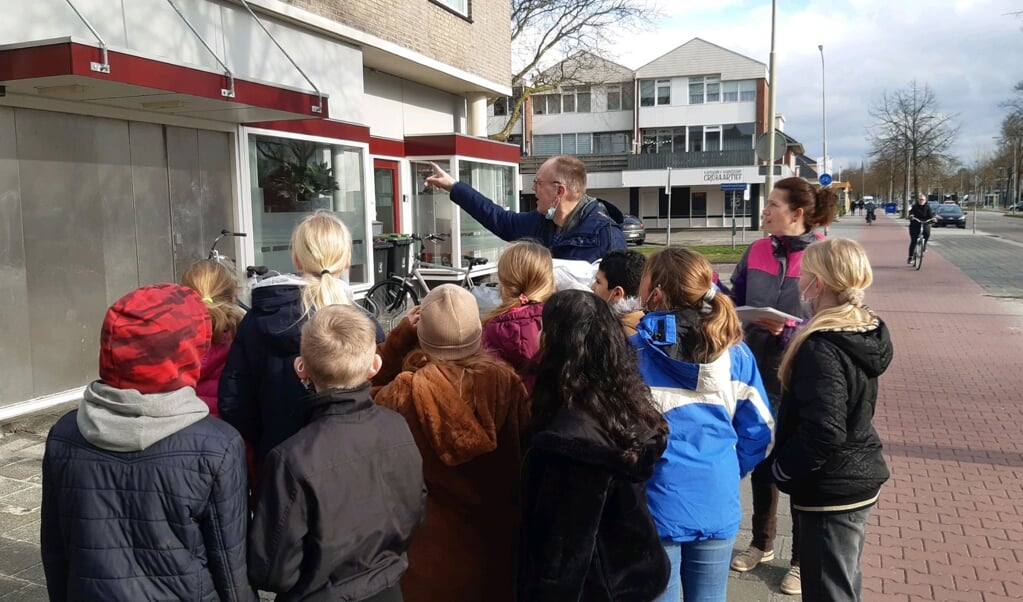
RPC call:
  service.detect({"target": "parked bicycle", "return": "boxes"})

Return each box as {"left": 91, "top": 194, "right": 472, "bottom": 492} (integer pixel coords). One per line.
{"left": 362, "top": 233, "right": 489, "bottom": 330}
{"left": 208, "top": 228, "right": 270, "bottom": 308}
{"left": 909, "top": 217, "right": 936, "bottom": 270}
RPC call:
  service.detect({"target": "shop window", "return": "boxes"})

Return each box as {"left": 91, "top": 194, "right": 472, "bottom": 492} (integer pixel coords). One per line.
{"left": 249, "top": 134, "right": 368, "bottom": 284}
{"left": 458, "top": 160, "right": 516, "bottom": 263}
{"left": 659, "top": 187, "right": 690, "bottom": 218}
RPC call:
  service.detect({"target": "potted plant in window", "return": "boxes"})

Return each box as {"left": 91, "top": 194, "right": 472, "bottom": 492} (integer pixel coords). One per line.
{"left": 258, "top": 139, "right": 340, "bottom": 212}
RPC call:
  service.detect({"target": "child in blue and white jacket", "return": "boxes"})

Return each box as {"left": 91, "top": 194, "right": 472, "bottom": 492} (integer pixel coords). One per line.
{"left": 632, "top": 247, "right": 773, "bottom": 602}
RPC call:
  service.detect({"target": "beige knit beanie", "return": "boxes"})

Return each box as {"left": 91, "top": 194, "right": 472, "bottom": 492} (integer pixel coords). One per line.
{"left": 417, "top": 284, "right": 482, "bottom": 361}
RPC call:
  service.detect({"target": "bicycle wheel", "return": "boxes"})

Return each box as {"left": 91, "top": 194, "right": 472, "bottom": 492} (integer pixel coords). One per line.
{"left": 914, "top": 238, "right": 925, "bottom": 270}
{"left": 363, "top": 281, "right": 419, "bottom": 329}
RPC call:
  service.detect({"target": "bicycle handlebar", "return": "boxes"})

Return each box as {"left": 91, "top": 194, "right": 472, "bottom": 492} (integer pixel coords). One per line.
{"left": 209, "top": 229, "right": 247, "bottom": 259}
{"left": 910, "top": 217, "right": 936, "bottom": 224}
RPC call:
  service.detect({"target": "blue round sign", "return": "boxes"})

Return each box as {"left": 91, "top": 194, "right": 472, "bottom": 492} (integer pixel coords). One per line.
{"left": 819, "top": 173, "right": 833, "bottom": 186}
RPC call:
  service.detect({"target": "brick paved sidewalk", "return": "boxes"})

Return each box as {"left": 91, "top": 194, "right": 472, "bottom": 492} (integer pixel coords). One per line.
{"left": 856, "top": 214, "right": 1023, "bottom": 601}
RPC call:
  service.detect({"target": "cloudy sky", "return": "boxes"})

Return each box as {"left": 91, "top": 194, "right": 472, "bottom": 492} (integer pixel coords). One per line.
{"left": 610, "top": 0, "right": 1022, "bottom": 174}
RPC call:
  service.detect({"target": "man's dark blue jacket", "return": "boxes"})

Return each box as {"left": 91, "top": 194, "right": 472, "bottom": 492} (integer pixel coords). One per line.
{"left": 450, "top": 182, "right": 625, "bottom": 262}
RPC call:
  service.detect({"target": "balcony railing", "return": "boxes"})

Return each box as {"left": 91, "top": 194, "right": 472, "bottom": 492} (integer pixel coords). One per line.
{"left": 519, "top": 149, "right": 755, "bottom": 173}
{"left": 627, "top": 149, "right": 755, "bottom": 170}
{"left": 519, "top": 154, "right": 629, "bottom": 174}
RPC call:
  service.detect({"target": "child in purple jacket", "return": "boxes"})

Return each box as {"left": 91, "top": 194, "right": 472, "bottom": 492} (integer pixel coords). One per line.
{"left": 481, "top": 241, "right": 555, "bottom": 391}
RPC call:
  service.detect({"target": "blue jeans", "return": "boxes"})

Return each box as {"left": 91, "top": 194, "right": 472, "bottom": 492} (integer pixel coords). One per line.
{"left": 797, "top": 506, "right": 872, "bottom": 602}
{"left": 655, "top": 537, "right": 735, "bottom": 602}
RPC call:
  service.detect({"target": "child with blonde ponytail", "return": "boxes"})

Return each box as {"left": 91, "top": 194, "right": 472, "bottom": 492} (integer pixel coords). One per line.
{"left": 219, "top": 210, "right": 384, "bottom": 463}
{"left": 771, "top": 238, "right": 891, "bottom": 602}
{"left": 632, "top": 246, "right": 773, "bottom": 602}
{"left": 481, "top": 240, "right": 554, "bottom": 388}
{"left": 180, "top": 260, "right": 245, "bottom": 417}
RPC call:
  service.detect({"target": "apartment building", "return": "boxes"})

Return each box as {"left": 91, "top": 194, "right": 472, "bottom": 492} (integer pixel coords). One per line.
{"left": 491, "top": 38, "right": 805, "bottom": 229}
{"left": 0, "top": 0, "right": 516, "bottom": 416}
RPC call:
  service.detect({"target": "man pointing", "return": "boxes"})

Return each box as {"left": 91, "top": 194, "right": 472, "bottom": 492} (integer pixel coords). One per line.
{"left": 425, "top": 155, "right": 625, "bottom": 262}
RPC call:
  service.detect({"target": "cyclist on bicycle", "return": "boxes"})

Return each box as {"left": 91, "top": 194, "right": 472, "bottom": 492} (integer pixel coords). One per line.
{"left": 907, "top": 195, "right": 936, "bottom": 264}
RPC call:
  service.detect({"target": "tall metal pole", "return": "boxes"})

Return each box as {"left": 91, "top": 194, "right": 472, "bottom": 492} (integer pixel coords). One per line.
{"left": 665, "top": 166, "right": 673, "bottom": 246}
{"left": 1014, "top": 139, "right": 1019, "bottom": 209}
{"left": 764, "top": 0, "right": 778, "bottom": 213}
{"left": 818, "top": 45, "right": 827, "bottom": 180}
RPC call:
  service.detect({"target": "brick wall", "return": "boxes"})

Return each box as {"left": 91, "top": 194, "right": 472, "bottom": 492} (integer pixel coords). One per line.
{"left": 286, "top": 0, "right": 511, "bottom": 86}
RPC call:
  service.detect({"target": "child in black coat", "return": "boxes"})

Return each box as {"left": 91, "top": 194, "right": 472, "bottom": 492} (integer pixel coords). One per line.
{"left": 520, "top": 289, "right": 670, "bottom": 602}
{"left": 248, "top": 304, "right": 425, "bottom": 602}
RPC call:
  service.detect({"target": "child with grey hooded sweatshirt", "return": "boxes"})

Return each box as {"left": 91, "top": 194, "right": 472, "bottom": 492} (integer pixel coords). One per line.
{"left": 41, "top": 283, "right": 255, "bottom": 602}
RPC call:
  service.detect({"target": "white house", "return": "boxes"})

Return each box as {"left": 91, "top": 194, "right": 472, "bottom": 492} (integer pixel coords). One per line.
{"left": 493, "top": 39, "right": 805, "bottom": 229}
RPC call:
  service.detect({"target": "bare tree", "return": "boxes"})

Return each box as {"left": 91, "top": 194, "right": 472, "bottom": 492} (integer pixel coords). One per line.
{"left": 491, "top": 0, "right": 658, "bottom": 141}
{"left": 867, "top": 81, "right": 959, "bottom": 214}
{"left": 996, "top": 83, "right": 1023, "bottom": 207}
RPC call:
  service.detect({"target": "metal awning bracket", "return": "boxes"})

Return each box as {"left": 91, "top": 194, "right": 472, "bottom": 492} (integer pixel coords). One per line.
{"left": 166, "top": 0, "right": 237, "bottom": 101}
{"left": 222, "top": 72, "right": 236, "bottom": 98}
{"left": 64, "top": 0, "right": 110, "bottom": 73}
{"left": 90, "top": 45, "right": 110, "bottom": 73}
{"left": 240, "top": 0, "right": 325, "bottom": 116}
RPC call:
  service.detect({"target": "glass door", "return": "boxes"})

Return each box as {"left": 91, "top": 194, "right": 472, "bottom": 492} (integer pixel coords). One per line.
{"left": 374, "top": 159, "right": 400, "bottom": 233}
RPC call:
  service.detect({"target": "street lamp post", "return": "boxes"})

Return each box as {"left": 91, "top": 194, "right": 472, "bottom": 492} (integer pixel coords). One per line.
{"left": 818, "top": 45, "right": 828, "bottom": 181}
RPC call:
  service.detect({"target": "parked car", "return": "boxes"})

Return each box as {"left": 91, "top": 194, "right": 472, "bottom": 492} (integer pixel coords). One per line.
{"left": 622, "top": 214, "right": 646, "bottom": 245}
{"left": 1010, "top": 203, "right": 1023, "bottom": 212}
{"left": 935, "top": 204, "right": 967, "bottom": 229}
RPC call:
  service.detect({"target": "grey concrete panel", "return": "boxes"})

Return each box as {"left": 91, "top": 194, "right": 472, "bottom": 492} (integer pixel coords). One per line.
{"left": 16, "top": 109, "right": 110, "bottom": 394}
{"left": 129, "top": 122, "right": 174, "bottom": 286}
{"left": 166, "top": 126, "right": 204, "bottom": 280}
{"left": 196, "top": 129, "right": 234, "bottom": 256}
{"left": 0, "top": 107, "right": 32, "bottom": 405}
{"left": 95, "top": 116, "right": 138, "bottom": 306}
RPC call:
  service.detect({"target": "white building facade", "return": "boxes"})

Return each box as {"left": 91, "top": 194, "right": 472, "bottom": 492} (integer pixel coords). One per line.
{"left": 492, "top": 39, "right": 804, "bottom": 230}
{"left": 0, "top": 0, "right": 517, "bottom": 416}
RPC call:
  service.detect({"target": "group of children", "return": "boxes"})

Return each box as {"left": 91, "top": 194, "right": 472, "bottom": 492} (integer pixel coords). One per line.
{"left": 41, "top": 175, "right": 892, "bottom": 602}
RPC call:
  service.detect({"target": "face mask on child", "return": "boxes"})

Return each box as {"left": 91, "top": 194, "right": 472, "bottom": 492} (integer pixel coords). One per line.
{"left": 799, "top": 279, "right": 819, "bottom": 317}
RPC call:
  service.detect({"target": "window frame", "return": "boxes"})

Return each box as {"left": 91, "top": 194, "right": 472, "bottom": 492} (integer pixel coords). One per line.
{"left": 430, "top": 0, "right": 470, "bottom": 19}
{"left": 561, "top": 86, "right": 591, "bottom": 113}
{"left": 640, "top": 80, "right": 655, "bottom": 107}
{"left": 656, "top": 79, "right": 671, "bottom": 106}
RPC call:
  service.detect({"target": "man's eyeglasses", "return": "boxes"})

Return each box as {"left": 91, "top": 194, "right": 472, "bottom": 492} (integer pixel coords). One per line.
{"left": 532, "top": 178, "right": 562, "bottom": 187}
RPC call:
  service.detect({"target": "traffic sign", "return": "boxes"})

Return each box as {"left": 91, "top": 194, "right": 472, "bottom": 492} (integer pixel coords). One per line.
{"left": 819, "top": 173, "right": 833, "bottom": 186}
{"left": 720, "top": 183, "right": 748, "bottom": 191}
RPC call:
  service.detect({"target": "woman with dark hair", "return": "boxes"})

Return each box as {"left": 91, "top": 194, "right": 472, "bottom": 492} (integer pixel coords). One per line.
{"left": 520, "top": 289, "right": 670, "bottom": 602}
{"left": 729, "top": 177, "right": 837, "bottom": 595}
{"left": 637, "top": 247, "right": 773, "bottom": 602}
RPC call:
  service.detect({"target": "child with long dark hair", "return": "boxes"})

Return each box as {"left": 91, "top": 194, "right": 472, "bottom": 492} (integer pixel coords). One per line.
{"left": 521, "top": 289, "right": 670, "bottom": 602}
{"left": 635, "top": 247, "right": 773, "bottom": 602}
